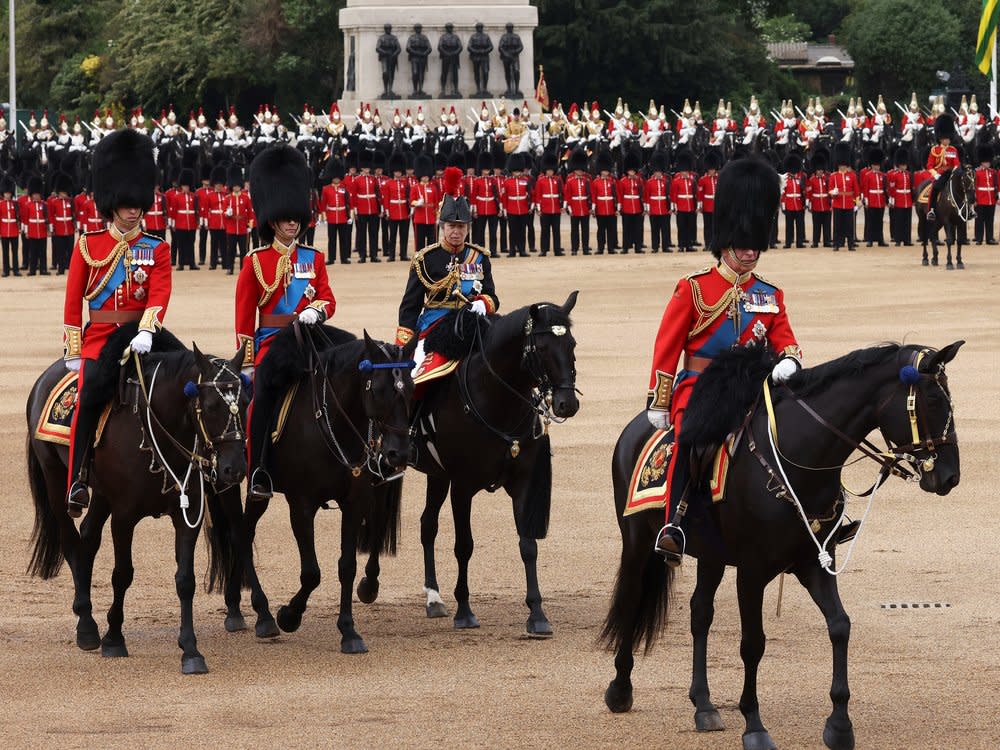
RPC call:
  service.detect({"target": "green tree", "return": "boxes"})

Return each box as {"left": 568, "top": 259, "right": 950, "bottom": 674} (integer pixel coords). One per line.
{"left": 842, "top": 0, "right": 962, "bottom": 101}
{"left": 759, "top": 13, "right": 810, "bottom": 43}
{"left": 786, "top": 0, "right": 850, "bottom": 42}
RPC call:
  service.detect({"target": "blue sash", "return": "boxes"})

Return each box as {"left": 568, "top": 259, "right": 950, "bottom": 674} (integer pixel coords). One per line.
{"left": 255, "top": 247, "right": 317, "bottom": 350}
{"left": 694, "top": 279, "right": 773, "bottom": 360}
{"left": 416, "top": 247, "right": 482, "bottom": 332}
{"left": 89, "top": 235, "right": 160, "bottom": 311}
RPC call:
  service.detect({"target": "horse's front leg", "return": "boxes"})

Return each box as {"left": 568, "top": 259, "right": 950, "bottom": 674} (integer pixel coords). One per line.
{"left": 518, "top": 536, "right": 552, "bottom": 637}
{"left": 72, "top": 495, "right": 110, "bottom": 651}
{"left": 450, "top": 481, "right": 480, "bottom": 629}
{"left": 794, "top": 563, "right": 854, "bottom": 750}
{"left": 945, "top": 223, "right": 955, "bottom": 269}
{"left": 420, "top": 474, "right": 450, "bottom": 618}
{"left": 337, "top": 497, "right": 367, "bottom": 654}
{"left": 242, "top": 496, "right": 279, "bottom": 638}
{"left": 101, "top": 514, "right": 138, "bottom": 658}
{"left": 736, "top": 568, "right": 776, "bottom": 750}
{"left": 690, "top": 557, "right": 727, "bottom": 732}
{"left": 173, "top": 514, "right": 208, "bottom": 674}
{"left": 275, "top": 497, "right": 321, "bottom": 634}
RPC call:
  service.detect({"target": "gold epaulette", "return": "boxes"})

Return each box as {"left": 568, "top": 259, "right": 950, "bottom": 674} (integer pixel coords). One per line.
{"left": 685, "top": 266, "right": 712, "bottom": 280}
{"left": 246, "top": 244, "right": 269, "bottom": 257}
{"left": 751, "top": 271, "right": 779, "bottom": 290}
{"left": 413, "top": 242, "right": 440, "bottom": 263}
{"left": 83, "top": 229, "right": 105, "bottom": 237}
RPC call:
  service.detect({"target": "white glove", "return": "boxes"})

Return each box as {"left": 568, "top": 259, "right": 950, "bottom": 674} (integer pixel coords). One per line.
{"left": 130, "top": 330, "right": 153, "bottom": 354}
{"left": 241, "top": 365, "right": 255, "bottom": 379}
{"left": 225, "top": 207, "right": 233, "bottom": 216}
{"left": 646, "top": 409, "right": 670, "bottom": 431}
{"left": 771, "top": 357, "right": 800, "bottom": 384}
{"left": 470, "top": 299, "right": 487, "bottom": 316}
{"left": 830, "top": 187, "right": 840, "bottom": 196}
{"left": 298, "top": 307, "right": 322, "bottom": 325}
{"left": 65, "top": 357, "right": 82, "bottom": 372}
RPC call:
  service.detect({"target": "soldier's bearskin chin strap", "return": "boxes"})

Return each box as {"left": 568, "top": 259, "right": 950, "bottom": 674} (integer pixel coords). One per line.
{"left": 724, "top": 247, "right": 759, "bottom": 273}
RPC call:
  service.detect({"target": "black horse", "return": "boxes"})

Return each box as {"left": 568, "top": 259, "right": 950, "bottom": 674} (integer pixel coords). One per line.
{"left": 26, "top": 326, "right": 249, "bottom": 674}
{"left": 224, "top": 324, "right": 417, "bottom": 654}
{"left": 915, "top": 167, "right": 974, "bottom": 269}
{"left": 602, "top": 341, "right": 963, "bottom": 750}
{"left": 361, "top": 293, "right": 580, "bottom": 636}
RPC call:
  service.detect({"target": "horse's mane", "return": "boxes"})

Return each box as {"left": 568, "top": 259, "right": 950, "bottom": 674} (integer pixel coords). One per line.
{"left": 785, "top": 343, "right": 903, "bottom": 398}
{"left": 257, "top": 323, "right": 360, "bottom": 395}
{"left": 487, "top": 301, "right": 573, "bottom": 347}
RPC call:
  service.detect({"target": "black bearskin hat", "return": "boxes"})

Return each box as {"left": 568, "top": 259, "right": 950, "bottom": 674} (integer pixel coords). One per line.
{"left": 447, "top": 151, "right": 465, "bottom": 170}
{"left": 624, "top": 149, "right": 641, "bottom": 173}
{"left": 210, "top": 164, "right": 227, "bottom": 187}
{"left": 92, "top": 129, "right": 157, "bottom": 218}
{"left": 704, "top": 149, "right": 724, "bottom": 171}
{"left": 358, "top": 149, "right": 372, "bottom": 170}
{"left": 405, "top": 150, "right": 415, "bottom": 170}
{"left": 0, "top": 173, "right": 15, "bottom": 195}
{"left": 674, "top": 149, "right": 694, "bottom": 172}
{"left": 541, "top": 150, "right": 558, "bottom": 172}
{"left": 650, "top": 151, "right": 668, "bottom": 174}
{"left": 977, "top": 144, "right": 994, "bottom": 164}
{"left": 934, "top": 113, "right": 957, "bottom": 142}
{"left": 812, "top": 147, "right": 830, "bottom": 171}
{"left": 433, "top": 152, "right": 447, "bottom": 172}
{"left": 249, "top": 144, "right": 311, "bottom": 244}
{"left": 783, "top": 154, "right": 802, "bottom": 174}
{"left": 710, "top": 155, "right": 780, "bottom": 260}
{"left": 415, "top": 153, "right": 434, "bottom": 179}
{"left": 322, "top": 157, "right": 346, "bottom": 182}
{"left": 833, "top": 141, "right": 852, "bottom": 168}
{"left": 178, "top": 168, "right": 197, "bottom": 189}
{"left": 52, "top": 172, "right": 74, "bottom": 195}
{"left": 867, "top": 148, "right": 884, "bottom": 167}
{"left": 438, "top": 167, "right": 472, "bottom": 224}
{"left": 568, "top": 147, "right": 588, "bottom": 173}
{"left": 372, "top": 150, "right": 386, "bottom": 171}
{"left": 388, "top": 150, "right": 406, "bottom": 175}
{"left": 507, "top": 152, "right": 526, "bottom": 173}
{"left": 893, "top": 148, "right": 911, "bottom": 168}
{"left": 476, "top": 150, "right": 493, "bottom": 173}
{"left": 595, "top": 150, "right": 614, "bottom": 174}
{"left": 226, "top": 164, "right": 244, "bottom": 190}
{"left": 27, "top": 174, "right": 44, "bottom": 197}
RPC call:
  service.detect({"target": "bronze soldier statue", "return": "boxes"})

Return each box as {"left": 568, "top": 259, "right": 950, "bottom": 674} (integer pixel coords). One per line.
{"left": 438, "top": 23, "right": 463, "bottom": 98}
{"left": 468, "top": 22, "right": 494, "bottom": 98}
{"left": 499, "top": 22, "right": 523, "bottom": 98}
{"left": 376, "top": 23, "right": 401, "bottom": 99}
{"left": 406, "top": 24, "right": 432, "bottom": 98}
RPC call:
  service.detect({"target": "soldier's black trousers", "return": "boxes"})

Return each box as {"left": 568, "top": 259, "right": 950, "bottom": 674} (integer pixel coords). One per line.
{"left": 539, "top": 213, "right": 562, "bottom": 255}
{"left": 676, "top": 211, "right": 697, "bottom": 250}
{"left": 169, "top": 230, "right": 178, "bottom": 265}
{"left": 413, "top": 223, "right": 436, "bottom": 256}
{"left": 975, "top": 204, "right": 995, "bottom": 243}
{"left": 527, "top": 213, "right": 536, "bottom": 251}
{"left": 26, "top": 238, "right": 47, "bottom": 274}
{"left": 302, "top": 226, "right": 316, "bottom": 246}
{"left": 499, "top": 216, "right": 508, "bottom": 252}
{"left": 569, "top": 216, "right": 590, "bottom": 253}
{"left": 811, "top": 210, "right": 832, "bottom": 246}
{"left": 225, "top": 233, "right": 248, "bottom": 271}
{"left": 1, "top": 236, "right": 19, "bottom": 275}
{"left": 832, "top": 208, "right": 855, "bottom": 249}
{"left": 507, "top": 213, "right": 529, "bottom": 256}
{"left": 649, "top": 215, "right": 670, "bottom": 251}
{"left": 209, "top": 229, "right": 226, "bottom": 268}
{"left": 386, "top": 219, "right": 410, "bottom": 260}
{"left": 621, "top": 212, "right": 643, "bottom": 253}
{"left": 327, "top": 223, "right": 352, "bottom": 264}
{"left": 356, "top": 214, "right": 379, "bottom": 261}
{"left": 473, "top": 215, "right": 499, "bottom": 255}
{"left": 20, "top": 233, "right": 28, "bottom": 268}
{"left": 889, "top": 207, "right": 912, "bottom": 245}
{"left": 381, "top": 216, "right": 390, "bottom": 256}
{"left": 864, "top": 207, "right": 885, "bottom": 244}
{"left": 596, "top": 215, "right": 616, "bottom": 253}
{"left": 174, "top": 229, "right": 197, "bottom": 269}
{"left": 783, "top": 210, "right": 805, "bottom": 247}
{"left": 52, "top": 235, "right": 73, "bottom": 273}
{"left": 702, "top": 212, "right": 714, "bottom": 250}
{"left": 198, "top": 227, "right": 208, "bottom": 264}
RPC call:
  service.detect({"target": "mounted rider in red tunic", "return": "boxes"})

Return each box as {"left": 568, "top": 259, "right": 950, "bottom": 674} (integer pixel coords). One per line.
{"left": 64, "top": 130, "right": 172, "bottom": 517}
{"left": 924, "top": 114, "right": 961, "bottom": 223}
{"left": 234, "top": 145, "right": 337, "bottom": 502}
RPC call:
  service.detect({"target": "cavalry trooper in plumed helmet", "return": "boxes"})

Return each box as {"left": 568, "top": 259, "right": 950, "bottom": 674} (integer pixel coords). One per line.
{"left": 395, "top": 165, "right": 499, "bottom": 377}
{"left": 234, "top": 144, "right": 337, "bottom": 502}
{"left": 63, "top": 129, "right": 173, "bottom": 517}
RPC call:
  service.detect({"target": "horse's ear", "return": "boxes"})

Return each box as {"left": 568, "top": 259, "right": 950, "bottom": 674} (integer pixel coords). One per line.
{"left": 227, "top": 348, "right": 245, "bottom": 376}
{"left": 921, "top": 341, "right": 965, "bottom": 372}
{"left": 529, "top": 303, "right": 540, "bottom": 320}
{"left": 362, "top": 329, "right": 377, "bottom": 355}
{"left": 562, "top": 290, "right": 579, "bottom": 314}
{"left": 192, "top": 342, "right": 211, "bottom": 371}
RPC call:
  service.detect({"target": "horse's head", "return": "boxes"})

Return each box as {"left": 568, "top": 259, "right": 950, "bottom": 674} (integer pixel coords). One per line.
{"left": 956, "top": 167, "right": 977, "bottom": 219}
{"left": 189, "top": 345, "right": 250, "bottom": 488}
{"left": 877, "top": 342, "right": 963, "bottom": 495}
{"left": 358, "top": 331, "right": 417, "bottom": 471}
{"left": 524, "top": 291, "right": 580, "bottom": 419}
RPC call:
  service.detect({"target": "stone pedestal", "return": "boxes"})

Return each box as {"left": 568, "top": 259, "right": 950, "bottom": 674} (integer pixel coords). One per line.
{"left": 338, "top": 0, "right": 538, "bottom": 127}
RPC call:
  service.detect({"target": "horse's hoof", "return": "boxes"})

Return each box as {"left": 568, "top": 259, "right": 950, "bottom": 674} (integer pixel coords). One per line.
{"left": 921, "top": 258, "right": 929, "bottom": 266}
{"left": 224, "top": 614, "right": 247, "bottom": 633}
{"left": 426, "top": 602, "right": 449, "bottom": 618}
{"left": 101, "top": 642, "right": 128, "bottom": 658}
{"left": 181, "top": 656, "right": 209, "bottom": 675}
{"left": 357, "top": 576, "right": 379, "bottom": 604}
{"left": 957, "top": 261, "right": 965, "bottom": 269}
{"left": 946, "top": 262, "right": 954, "bottom": 270}
{"left": 341, "top": 637, "right": 369, "bottom": 655}
{"left": 526, "top": 617, "right": 553, "bottom": 638}
{"left": 604, "top": 681, "right": 633, "bottom": 713}
{"left": 276, "top": 605, "right": 302, "bottom": 633}
{"left": 255, "top": 617, "right": 280, "bottom": 639}
{"left": 76, "top": 628, "right": 100, "bottom": 651}
{"left": 453, "top": 613, "right": 481, "bottom": 629}
{"left": 823, "top": 718, "right": 855, "bottom": 750}
{"left": 695, "top": 709, "right": 726, "bottom": 732}
{"left": 742, "top": 730, "right": 777, "bottom": 750}
{"left": 932, "top": 259, "right": 938, "bottom": 266}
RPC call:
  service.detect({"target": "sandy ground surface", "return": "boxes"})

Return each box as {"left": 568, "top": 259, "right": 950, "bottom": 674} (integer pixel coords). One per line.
{"left": 1, "top": 232, "right": 998, "bottom": 750}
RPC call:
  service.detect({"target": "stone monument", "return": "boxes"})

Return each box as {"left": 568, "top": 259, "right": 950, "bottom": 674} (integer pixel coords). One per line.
{"left": 338, "top": 0, "right": 538, "bottom": 131}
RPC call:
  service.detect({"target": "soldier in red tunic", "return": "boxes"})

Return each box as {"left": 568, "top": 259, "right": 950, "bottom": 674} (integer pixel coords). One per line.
{"left": 168, "top": 169, "right": 200, "bottom": 270}
{"left": 617, "top": 151, "right": 645, "bottom": 254}
{"left": 411, "top": 153, "right": 441, "bottom": 256}
{"left": 471, "top": 152, "right": 501, "bottom": 257}
{"left": 0, "top": 175, "right": 20, "bottom": 276}
{"left": 806, "top": 148, "right": 832, "bottom": 247}
{"left": 534, "top": 151, "right": 565, "bottom": 256}
{"left": 591, "top": 151, "right": 618, "bottom": 254}
{"left": 644, "top": 151, "right": 672, "bottom": 253}
{"left": 698, "top": 150, "right": 721, "bottom": 249}
{"left": 779, "top": 153, "right": 805, "bottom": 248}
{"left": 829, "top": 143, "right": 859, "bottom": 251}
{"left": 143, "top": 185, "right": 168, "bottom": 239}
{"left": 670, "top": 151, "right": 698, "bottom": 252}
{"left": 382, "top": 151, "right": 412, "bottom": 262}
{"left": 502, "top": 153, "right": 531, "bottom": 258}
{"left": 647, "top": 156, "right": 803, "bottom": 564}
{"left": 196, "top": 170, "right": 213, "bottom": 266}
{"left": 204, "top": 166, "right": 228, "bottom": 269}
{"left": 224, "top": 165, "right": 252, "bottom": 274}
{"left": 319, "top": 157, "right": 353, "bottom": 265}
{"left": 973, "top": 145, "right": 997, "bottom": 245}
{"left": 64, "top": 129, "right": 172, "bottom": 516}
{"left": 48, "top": 173, "right": 77, "bottom": 275}
{"left": 563, "top": 148, "right": 592, "bottom": 256}
{"left": 860, "top": 149, "right": 888, "bottom": 247}
{"left": 925, "top": 114, "right": 961, "bottom": 223}
{"left": 886, "top": 149, "right": 913, "bottom": 246}
{"left": 351, "top": 151, "right": 382, "bottom": 264}
{"left": 22, "top": 176, "right": 49, "bottom": 276}
{"left": 234, "top": 145, "right": 336, "bottom": 501}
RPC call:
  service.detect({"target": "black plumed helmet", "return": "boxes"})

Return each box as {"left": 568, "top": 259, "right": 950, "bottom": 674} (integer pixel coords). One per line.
{"left": 249, "top": 144, "right": 311, "bottom": 245}
{"left": 439, "top": 167, "right": 472, "bottom": 223}
{"left": 934, "top": 113, "right": 957, "bottom": 142}
{"left": 415, "top": 153, "right": 434, "bottom": 179}
{"left": 92, "top": 129, "right": 157, "bottom": 218}
{"left": 710, "top": 155, "right": 780, "bottom": 259}
{"left": 568, "top": 147, "right": 588, "bottom": 173}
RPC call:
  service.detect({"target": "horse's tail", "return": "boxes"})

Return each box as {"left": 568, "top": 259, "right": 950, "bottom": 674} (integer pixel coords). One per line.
{"left": 599, "top": 543, "right": 673, "bottom": 656}
{"left": 26, "top": 435, "right": 64, "bottom": 579}
{"left": 515, "top": 434, "right": 552, "bottom": 540}
{"left": 203, "top": 488, "right": 240, "bottom": 594}
{"left": 358, "top": 479, "right": 403, "bottom": 556}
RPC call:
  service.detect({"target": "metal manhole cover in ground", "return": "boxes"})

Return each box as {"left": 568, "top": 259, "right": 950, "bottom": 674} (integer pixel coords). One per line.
{"left": 880, "top": 602, "right": 951, "bottom": 609}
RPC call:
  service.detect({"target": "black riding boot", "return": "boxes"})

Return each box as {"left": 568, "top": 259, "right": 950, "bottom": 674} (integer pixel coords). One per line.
{"left": 67, "top": 394, "right": 100, "bottom": 518}
{"left": 926, "top": 179, "right": 942, "bottom": 222}
{"left": 653, "top": 441, "right": 692, "bottom": 568}
{"left": 247, "top": 389, "right": 276, "bottom": 502}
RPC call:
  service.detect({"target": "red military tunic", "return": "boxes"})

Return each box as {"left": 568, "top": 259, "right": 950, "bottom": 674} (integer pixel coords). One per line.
{"left": 616, "top": 175, "right": 644, "bottom": 215}
{"left": 351, "top": 174, "right": 380, "bottom": 216}
{"left": 143, "top": 192, "right": 167, "bottom": 233}
{"left": 647, "top": 263, "right": 801, "bottom": 508}
{"left": 47, "top": 196, "right": 75, "bottom": 237}
{"left": 670, "top": 172, "right": 697, "bottom": 213}
{"left": 974, "top": 166, "right": 997, "bottom": 206}
{"left": 591, "top": 175, "right": 618, "bottom": 216}
{"left": 926, "top": 145, "right": 959, "bottom": 177}
{"left": 410, "top": 181, "right": 441, "bottom": 225}
{"left": 76, "top": 195, "right": 105, "bottom": 233}
{"left": 780, "top": 173, "right": 804, "bottom": 212}
{"left": 382, "top": 177, "right": 411, "bottom": 221}
{"left": 643, "top": 174, "right": 670, "bottom": 216}
{"left": 806, "top": 173, "right": 831, "bottom": 212}
{"left": 22, "top": 198, "right": 48, "bottom": 240}
{"left": 196, "top": 186, "right": 213, "bottom": 228}
{"left": 471, "top": 175, "right": 501, "bottom": 216}
{"left": 533, "top": 174, "right": 564, "bottom": 214}
{"left": 0, "top": 197, "right": 18, "bottom": 238}
{"left": 234, "top": 239, "right": 336, "bottom": 367}
{"left": 204, "top": 188, "right": 227, "bottom": 231}
{"left": 563, "top": 173, "right": 592, "bottom": 216}
{"left": 502, "top": 175, "right": 531, "bottom": 215}
{"left": 828, "top": 170, "right": 859, "bottom": 210}
{"left": 319, "top": 183, "right": 352, "bottom": 224}
{"left": 886, "top": 168, "right": 913, "bottom": 208}
{"left": 224, "top": 192, "right": 253, "bottom": 235}
{"left": 697, "top": 173, "right": 718, "bottom": 213}
{"left": 860, "top": 170, "right": 887, "bottom": 208}
{"left": 168, "top": 190, "right": 198, "bottom": 230}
